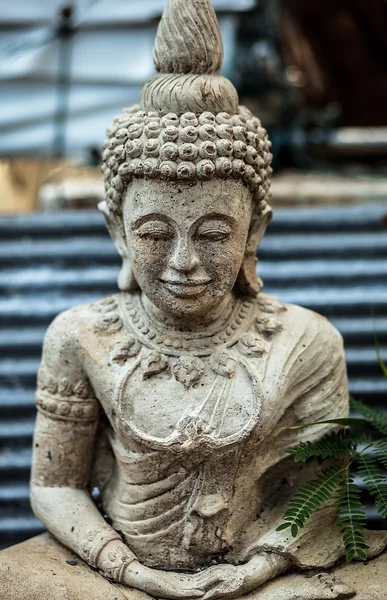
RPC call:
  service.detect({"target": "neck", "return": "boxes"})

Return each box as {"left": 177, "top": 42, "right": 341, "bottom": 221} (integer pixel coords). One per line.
{"left": 142, "top": 293, "right": 235, "bottom": 331}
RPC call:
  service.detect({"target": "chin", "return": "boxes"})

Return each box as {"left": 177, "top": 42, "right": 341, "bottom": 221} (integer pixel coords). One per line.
{"left": 151, "top": 288, "right": 227, "bottom": 318}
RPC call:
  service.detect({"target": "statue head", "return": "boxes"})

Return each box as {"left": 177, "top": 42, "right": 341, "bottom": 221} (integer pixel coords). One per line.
{"left": 100, "top": 0, "right": 273, "bottom": 317}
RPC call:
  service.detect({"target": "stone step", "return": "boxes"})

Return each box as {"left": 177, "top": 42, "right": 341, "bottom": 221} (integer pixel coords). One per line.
{"left": 331, "top": 317, "right": 387, "bottom": 345}
{"left": 0, "top": 390, "right": 37, "bottom": 417}
{"left": 0, "top": 359, "right": 39, "bottom": 389}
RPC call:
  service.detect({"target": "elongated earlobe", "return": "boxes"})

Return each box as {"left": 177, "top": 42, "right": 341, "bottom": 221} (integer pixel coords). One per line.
{"left": 235, "top": 203, "right": 272, "bottom": 297}
{"left": 117, "top": 258, "right": 138, "bottom": 292}
{"left": 98, "top": 201, "right": 139, "bottom": 293}
{"left": 236, "top": 255, "right": 263, "bottom": 296}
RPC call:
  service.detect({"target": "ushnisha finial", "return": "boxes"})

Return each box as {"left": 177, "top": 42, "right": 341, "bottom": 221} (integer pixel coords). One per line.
{"left": 141, "top": 0, "right": 238, "bottom": 115}
{"left": 153, "top": 0, "right": 224, "bottom": 75}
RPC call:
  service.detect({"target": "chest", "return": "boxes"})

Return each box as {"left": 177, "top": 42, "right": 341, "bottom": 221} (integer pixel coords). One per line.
{"left": 85, "top": 339, "right": 265, "bottom": 454}
{"left": 118, "top": 356, "right": 262, "bottom": 447}
{"left": 80, "top": 293, "right": 286, "bottom": 454}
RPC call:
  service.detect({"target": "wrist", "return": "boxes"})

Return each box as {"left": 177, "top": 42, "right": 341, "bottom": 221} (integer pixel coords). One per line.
{"left": 80, "top": 525, "right": 122, "bottom": 568}
{"left": 123, "top": 560, "right": 153, "bottom": 588}
{"left": 254, "top": 551, "right": 289, "bottom": 568}
{"left": 268, "top": 551, "right": 290, "bottom": 571}
{"left": 97, "top": 539, "right": 138, "bottom": 583}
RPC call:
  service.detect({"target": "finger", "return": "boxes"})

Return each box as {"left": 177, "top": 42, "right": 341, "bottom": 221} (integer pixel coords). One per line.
{"left": 147, "top": 583, "right": 204, "bottom": 599}
{"left": 195, "top": 573, "right": 225, "bottom": 587}
{"left": 195, "top": 567, "right": 231, "bottom": 582}
{"left": 178, "top": 590, "right": 205, "bottom": 599}
{"left": 202, "top": 589, "right": 224, "bottom": 600}
{"left": 155, "top": 590, "right": 204, "bottom": 599}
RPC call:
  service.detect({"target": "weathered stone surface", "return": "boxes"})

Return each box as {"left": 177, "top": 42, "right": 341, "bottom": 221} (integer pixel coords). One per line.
{"left": 1, "top": 533, "right": 387, "bottom": 599}
{"left": 1, "top": 0, "right": 386, "bottom": 598}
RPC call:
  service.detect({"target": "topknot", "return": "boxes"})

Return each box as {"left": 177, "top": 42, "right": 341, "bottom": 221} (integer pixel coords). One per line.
{"left": 141, "top": 0, "right": 238, "bottom": 115}
{"left": 154, "top": 0, "right": 223, "bottom": 75}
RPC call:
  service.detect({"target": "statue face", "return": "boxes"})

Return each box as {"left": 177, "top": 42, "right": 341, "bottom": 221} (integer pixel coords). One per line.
{"left": 123, "top": 178, "right": 253, "bottom": 317}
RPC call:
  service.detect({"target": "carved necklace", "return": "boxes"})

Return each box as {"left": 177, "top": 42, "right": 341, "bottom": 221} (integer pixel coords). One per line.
{"left": 98, "top": 291, "right": 286, "bottom": 450}
{"left": 120, "top": 292, "right": 257, "bottom": 357}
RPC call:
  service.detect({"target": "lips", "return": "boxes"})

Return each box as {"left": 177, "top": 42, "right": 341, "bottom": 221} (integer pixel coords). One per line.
{"left": 161, "top": 279, "right": 212, "bottom": 297}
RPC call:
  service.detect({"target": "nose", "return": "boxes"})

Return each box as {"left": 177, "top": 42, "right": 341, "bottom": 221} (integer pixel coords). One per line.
{"left": 168, "top": 235, "right": 199, "bottom": 273}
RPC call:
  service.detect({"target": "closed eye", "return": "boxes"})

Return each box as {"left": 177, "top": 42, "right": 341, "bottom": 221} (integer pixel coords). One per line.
{"left": 134, "top": 222, "right": 172, "bottom": 241}
{"left": 197, "top": 229, "right": 231, "bottom": 241}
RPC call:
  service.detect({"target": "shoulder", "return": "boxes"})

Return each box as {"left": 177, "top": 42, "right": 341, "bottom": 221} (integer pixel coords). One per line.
{"left": 40, "top": 293, "right": 124, "bottom": 379}
{"left": 256, "top": 293, "right": 343, "bottom": 349}
{"left": 253, "top": 295, "right": 348, "bottom": 415}
{"left": 285, "top": 303, "right": 344, "bottom": 353}
{"left": 44, "top": 294, "right": 123, "bottom": 347}
{"left": 37, "top": 294, "right": 122, "bottom": 407}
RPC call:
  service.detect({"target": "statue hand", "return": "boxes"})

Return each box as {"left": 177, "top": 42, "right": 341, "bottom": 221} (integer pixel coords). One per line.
{"left": 199, "top": 553, "right": 289, "bottom": 600}
{"left": 194, "top": 564, "right": 245, "bottom": 600}
{"left": 123, "top": 561, "right": 205, "bottom": 599}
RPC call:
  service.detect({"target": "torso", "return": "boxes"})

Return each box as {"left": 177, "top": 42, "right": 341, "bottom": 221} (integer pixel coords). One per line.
{"left": 75, "top": 291, "right": 288, "bottom": 568}
{"left": 35, "top": 289, "right": 349, "bottom": 571}
{"left": 73, "top": 291, "right": 309, "bottom": 569}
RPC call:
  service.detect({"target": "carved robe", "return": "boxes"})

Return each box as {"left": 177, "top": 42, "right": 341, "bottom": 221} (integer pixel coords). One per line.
{"left": 32, "top": 291, "right": 350, "bottom": 571}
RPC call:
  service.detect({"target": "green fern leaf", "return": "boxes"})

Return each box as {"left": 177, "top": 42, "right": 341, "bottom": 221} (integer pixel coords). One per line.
{"left": 357, "top": 454, "right": 387, "bottom": 520}
{"left": 374, "top": 439, "right": 387, "bottom": 470}
{"left": 336, "top": 469, "right": 369, "bottom": 562}
{"left": 350, "top": 397, "right": 387, "bottom": 436}
{"left": 277, "top": 466, "right": 344, "bottom": 537}
{"left": 286, "top": 430, "right": 372, "bottom": 463}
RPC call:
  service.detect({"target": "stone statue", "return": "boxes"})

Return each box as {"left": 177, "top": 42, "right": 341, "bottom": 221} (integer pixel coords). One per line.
{"left": 1, "top": 1, "right": 387, "bottom": 599}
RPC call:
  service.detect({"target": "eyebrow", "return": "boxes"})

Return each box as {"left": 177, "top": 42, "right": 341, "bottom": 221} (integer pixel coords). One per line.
{"left": 131, "top": 213, "right": 172, "bottom": 230}
{"left": 194, "top": 212, "right": 236, "bottom": 226}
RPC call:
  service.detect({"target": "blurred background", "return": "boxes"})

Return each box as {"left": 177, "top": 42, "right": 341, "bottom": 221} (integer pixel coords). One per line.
{"left": 0, "top": 0, "right": 387, "bottom": 549}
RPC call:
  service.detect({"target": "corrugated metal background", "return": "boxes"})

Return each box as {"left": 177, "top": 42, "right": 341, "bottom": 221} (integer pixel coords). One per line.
{"left": 0, "top": 0, "right": 256, "bottom": 160}
{"left": 1, "top": 201, "right": 386, "bottom": 549}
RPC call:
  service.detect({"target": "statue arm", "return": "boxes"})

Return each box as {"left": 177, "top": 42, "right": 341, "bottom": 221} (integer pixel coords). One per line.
{"left": 30, "top": 309, "right": 138, "bottom": 583}
{"left": 245, "top": 316, "right": 349, "bottom": 570}
{"left": 29, "top": 309, "right": 230, "bottom": 599}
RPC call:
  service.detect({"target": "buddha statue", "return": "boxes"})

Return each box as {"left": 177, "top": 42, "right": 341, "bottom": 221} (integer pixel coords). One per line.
{"left": 1, "top": 1, "right": 387, "bottom": 599}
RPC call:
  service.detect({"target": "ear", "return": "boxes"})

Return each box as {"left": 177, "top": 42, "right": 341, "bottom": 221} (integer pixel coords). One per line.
{"left": 235, "top": 203, "right": 272, "bottom": 296}
{"left": 98, "top": 201, "right": 139, "bottom": 292}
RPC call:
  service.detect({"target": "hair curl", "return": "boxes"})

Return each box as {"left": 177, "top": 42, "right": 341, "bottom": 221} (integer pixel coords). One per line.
{"left": 101, "top": 104, "right": 273, "bottom": 220}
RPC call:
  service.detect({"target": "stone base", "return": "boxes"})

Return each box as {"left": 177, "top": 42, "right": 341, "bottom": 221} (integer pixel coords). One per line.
{"left": 245, "top": 556, "right": 387, "bottom": 600}
{"left": 0, "top": 533, "right": 387, "bottom": 600}
{"left": 0, "top": 534, "right": 143, "bottom": 600}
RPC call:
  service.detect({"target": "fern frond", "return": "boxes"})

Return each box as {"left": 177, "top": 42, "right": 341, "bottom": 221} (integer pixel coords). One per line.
{"left": 374, "top": 439, "right": 387, "bottom": 470}
{"left": 357, "top": 454, "right": 387, "bottom": 520}
{"left": 336, "top": 468, "right": 369, "bottom": 562}
{"left": 350, "top": 397, "right": 387, "bottom": 436}
{"left": 286, "top": 430, "right": 372, "bottom": 463}
{"left": 277, "top": 466, "right": 344, "bottom": 538}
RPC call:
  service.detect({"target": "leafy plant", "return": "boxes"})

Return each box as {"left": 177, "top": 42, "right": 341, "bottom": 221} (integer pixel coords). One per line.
{"left": 277, "top": 345, "right": 387, "bottom": 563}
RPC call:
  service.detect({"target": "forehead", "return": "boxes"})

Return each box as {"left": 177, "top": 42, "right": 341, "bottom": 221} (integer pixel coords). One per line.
{"left": 123, "top": 179, "right": 252, "bottom": 224}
